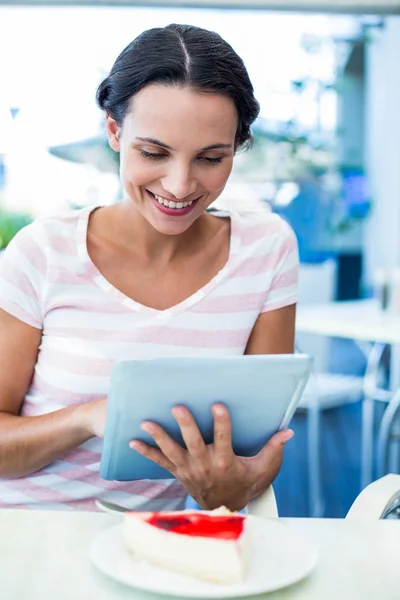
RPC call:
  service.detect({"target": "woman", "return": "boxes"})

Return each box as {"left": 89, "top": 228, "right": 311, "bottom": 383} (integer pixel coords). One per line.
{"left": 0, "top": 23, "right": 298, "bottom": 512}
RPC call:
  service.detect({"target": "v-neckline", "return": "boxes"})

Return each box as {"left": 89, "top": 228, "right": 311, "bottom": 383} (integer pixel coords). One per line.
{"left": 76, "top": 206, "right": 242, "bottom": 320}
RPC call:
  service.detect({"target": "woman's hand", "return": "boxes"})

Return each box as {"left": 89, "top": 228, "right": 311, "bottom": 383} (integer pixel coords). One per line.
{"left": 129, "top": 404, "right": 294, "bottom": 512}
{"left": 79, "top": 398, "right": 108, "bottom": 439}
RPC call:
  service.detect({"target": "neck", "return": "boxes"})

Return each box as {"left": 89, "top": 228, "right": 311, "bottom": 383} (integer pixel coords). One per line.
{"left": 99, "top": 199, "right": 214, "bottom": 264}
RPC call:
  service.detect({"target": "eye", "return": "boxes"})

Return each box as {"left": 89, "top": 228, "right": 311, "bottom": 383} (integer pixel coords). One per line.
{"left": 139, "top": 150, "right": 167, "bottom": 161}
{"left": 199, "top": 156, "right": 224, "bottom": 165}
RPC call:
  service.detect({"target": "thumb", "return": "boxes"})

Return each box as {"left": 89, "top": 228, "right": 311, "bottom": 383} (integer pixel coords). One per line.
{"left": 257, "top": 429, "right": 294, "bottom": 461}
{"left": 250, "top": 429, "right": 294, "bottom": 495}
{"left": 268, "top": 429, "right": 295, "bottom": 448}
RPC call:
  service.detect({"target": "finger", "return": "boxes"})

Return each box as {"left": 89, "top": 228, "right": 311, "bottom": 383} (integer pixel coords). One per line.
{"left": 246, "top": 430, "right": 294, "bottom": 497}
{"left": 171, "top": 406, "right": 208, "bottom": 460}
{"left": 130, "top": 440, "right": 176, "bottom": 474}
{"left": 212, "top": 403, "right": 234, "bottom": 463}
{"left": 256, "top": 429, "right": 294, "bottom": 464}
{"left": 141, "top": 421, "right": 187, "bottom": 468}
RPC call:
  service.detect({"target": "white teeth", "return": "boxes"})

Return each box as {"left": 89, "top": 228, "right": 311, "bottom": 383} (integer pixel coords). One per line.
{"left": 152, "top": 193, "right": 194, "bottom": 210}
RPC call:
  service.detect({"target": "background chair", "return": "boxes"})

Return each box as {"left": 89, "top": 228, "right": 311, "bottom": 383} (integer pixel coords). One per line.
{"left": 346, "top": 474, "right": 400, "bottom": 519}
{"left": 296, "top": 259, "right": 365, "bottom": 517}
{"left": 377, "top": 388, "right": 400, "bottom": 479}
{"left": 251, "top": 474, "right": 400, "bottom": 520}
{"left": 248, "top": 486, "right": 278, "bottom": 518}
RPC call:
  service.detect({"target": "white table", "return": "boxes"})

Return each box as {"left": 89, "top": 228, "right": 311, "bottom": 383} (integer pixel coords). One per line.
{"left": 296, "top": 299, "right": 400, "bottom": 488}
{"left": 296, "top": 299, "right": 400, "bottom": 349}
{"left": 1, "top": 510, "right": 399, "bottom": 600}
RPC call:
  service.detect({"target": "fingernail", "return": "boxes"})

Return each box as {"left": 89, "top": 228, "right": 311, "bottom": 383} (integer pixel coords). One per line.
{"left": 129, "top": 441, "right": 140, "bottom": 450}
{"left": 282, "top": 430, "right": 295, "bottom": 443}
{"left": 213, "top": 404, "right": 225, "bottom": 417}
{"left": 171, "top": 406, "right": 185, "bottom": 418}
{"left": 141, "top": 422, "right": 155, "bottom": 434}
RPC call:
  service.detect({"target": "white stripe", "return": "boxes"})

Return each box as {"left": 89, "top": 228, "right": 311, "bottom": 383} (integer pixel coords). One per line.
{"left": 35, "top": 362, "right": 109, "bottom": 394}
{"left": 23, "top": 393, "right": 64, "bottom": 413}
{"left": 211, "top": 273, "right": 274, "bottom": 296}
{"left": 266, "top": 286, "right": 298, "bottom": 305}
{"left": 0, "top": 279, "right": 41, "bottom": 321}
{"left": 27, "top": 473, "right": 103, "bottom": 500}
{"left": 274, "top": 251, "right": 298, "bottom": 273}
{"left": 80, "top": 437, "right": 103, "bottom": 452}
{"left": 5, "top": 237, "right": 45, "bottom": 285}
{"left": 97, "top": 491, "right": 185, "bottom": 512}
{"left": 39, "top": 336, "right": 111, "bottom": 359}
{"left": 26, "top": 502, "right": 75, "bottom": 511}
{"left": 38, "top": 342, "right": 242, "bottom": 364}
{"left": 43, "top": 308, "right": 258, "bottom": 332}
{"left": 44, "top": 309, "right": 149, "bottom": 329}
{"left": 0, "top": 488, "right": 37, "bottom": 504}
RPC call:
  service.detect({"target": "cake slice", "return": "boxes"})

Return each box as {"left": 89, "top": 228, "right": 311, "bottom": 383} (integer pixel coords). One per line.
{"left": 123, "top": 506, "right": 251, "bottom": 583}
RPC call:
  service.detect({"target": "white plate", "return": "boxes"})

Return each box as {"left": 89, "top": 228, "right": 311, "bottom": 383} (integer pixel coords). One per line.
{"left": 90, "top": 516, "right": 318, "bottom": 597}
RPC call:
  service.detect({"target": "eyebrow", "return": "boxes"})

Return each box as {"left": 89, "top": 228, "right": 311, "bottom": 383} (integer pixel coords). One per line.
{"left": 135, "top": 137, "right": 233, "bottom": 152}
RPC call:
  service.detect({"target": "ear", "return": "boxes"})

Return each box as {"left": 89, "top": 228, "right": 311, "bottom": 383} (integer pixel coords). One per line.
{"left": 105, "top": 114, "right": 120, "bottom": 152}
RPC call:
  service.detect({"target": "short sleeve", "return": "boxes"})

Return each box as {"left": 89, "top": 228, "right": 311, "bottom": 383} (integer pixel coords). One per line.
{"left": 0, "top": 224, "right": 45, "bottom": 329}
{"left": 261, "top": 219, "right": 299, "bottom": 313}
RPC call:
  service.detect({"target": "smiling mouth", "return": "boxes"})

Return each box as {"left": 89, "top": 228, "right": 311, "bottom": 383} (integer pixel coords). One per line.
{"left": 148, "top": 191, "right": 199, "bottom": 210}
{"left": 147, "top": 190, "right": 200, "bottom": 216}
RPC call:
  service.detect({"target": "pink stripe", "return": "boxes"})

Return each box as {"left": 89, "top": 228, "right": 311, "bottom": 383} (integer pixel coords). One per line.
{"left": 47, "top": 266, "right": 94, "bottom": 285}
{"left": 232, "top": 240, "right": 295, "bottom": 278}
{"left": 271, "top": 265, "right": 298, "bottom": 289}
{"left": 13, "top": 230, "right": 47, "bottom": 274}
{"left": 5, "top": 478, "right": 75, "bottom": 504}
{"left": 20, "top": 402, "right": 55, "bottom": 417}
{"left": 0, "top": 261, "right": 39, "bottom": 300}
{"left": 30, "top": 373, "right": 104, "bottom": 405}
{"left": 0, "top": 300, "right": 42, "bottom": 328}
{"left": 60, "top": 447, "right": 102, "bottom": 465}
{"left": 191, "top": 291, "right": 266, "bottom": 313}
{"left": 240, "top": 219, "right": 285, "bottom": 246}
{"left": 0, "top": 501, "right": 32, "bottom": 509}
{"left": 66, "top": 497, "right": 98, "bottom": 511}
{"left": 232, "top": 254, "right": 275, "bottom": 277}
{"left": 48, "top": 235, "right": 77, "bottom": 256}
{"left": 276, "top": 232, "right": 298, "bottom": 262}
{"left": 262, "top": 296, "right": 297, "bottom": 313}
{"left": 44, "top": 325, "right": 249, "bottom": 348}
{"left": 44, "top": 465, "right": 186, "bottom": 499}
{"left": 47, "top": 297, "right": 134, "bottom": 314}
{"left": 41, "top": 349, "right": 113, "bottom": 377}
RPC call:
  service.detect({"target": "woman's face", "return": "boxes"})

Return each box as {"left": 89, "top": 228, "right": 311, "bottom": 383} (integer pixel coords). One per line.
{"left": 106, "top": 84, "right": 238, "bottom": 235}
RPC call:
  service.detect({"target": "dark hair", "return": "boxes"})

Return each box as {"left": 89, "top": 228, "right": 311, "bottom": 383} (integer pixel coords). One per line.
{"left": 96, "top": 23, "right": 260, "bottom": 150}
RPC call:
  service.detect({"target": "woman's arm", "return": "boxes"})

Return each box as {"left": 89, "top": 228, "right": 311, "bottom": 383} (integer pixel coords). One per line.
{"left": 245, "top": 303, "right": 296, "bottom": 355}
{"left": 0, "top": 309, "right": 102, "bottom": 478}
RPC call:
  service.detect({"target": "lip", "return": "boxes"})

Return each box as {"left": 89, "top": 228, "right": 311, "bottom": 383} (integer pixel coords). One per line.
{"left": 147, "top": 191, "right": 200, "bottom": 217}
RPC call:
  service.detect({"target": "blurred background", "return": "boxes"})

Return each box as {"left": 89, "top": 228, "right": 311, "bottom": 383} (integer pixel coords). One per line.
{"left": 1, "top": 0, "right": 400, "bottom": 518}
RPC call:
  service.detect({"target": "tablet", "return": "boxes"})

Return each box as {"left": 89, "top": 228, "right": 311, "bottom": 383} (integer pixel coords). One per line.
{"left": 100, "top": 354, "right": 312, "bottom": 481}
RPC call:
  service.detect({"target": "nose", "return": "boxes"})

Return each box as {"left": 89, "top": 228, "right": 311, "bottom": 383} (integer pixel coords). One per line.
{"left": 161, "top": 162, "right": 197, "bottom": 200}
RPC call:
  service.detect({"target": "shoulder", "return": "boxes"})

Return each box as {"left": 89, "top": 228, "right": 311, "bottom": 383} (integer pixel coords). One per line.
{"left": 232, "top": 211, "right": 297, "bottom": 250}
{"left": 34, "top": 206, "right": 92, "bottom": 240}
{"left": 7, "top": 206, "right": 93, "bottom": 257}
{"left": 1, "top": 206, "right": 95, "bottom": 278}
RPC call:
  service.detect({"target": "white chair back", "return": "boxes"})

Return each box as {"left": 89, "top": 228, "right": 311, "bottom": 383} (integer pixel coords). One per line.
{"left": 297, "top": 259, "right": 337, "bottom": 373}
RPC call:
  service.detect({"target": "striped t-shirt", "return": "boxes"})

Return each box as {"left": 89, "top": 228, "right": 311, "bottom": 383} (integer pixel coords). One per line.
{"left": 0, "top": 206, "right": 298, "bottom": 510}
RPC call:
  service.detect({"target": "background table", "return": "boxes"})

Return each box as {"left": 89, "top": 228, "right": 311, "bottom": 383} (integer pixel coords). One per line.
{"left": 1, "top": 509, "right": 399, "bottom": 600}
{"left": 296, "top": 299, "right": 400, "bottom": 488}
{"left": 296, "top": 299, "right": 400, "bottom": 389}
